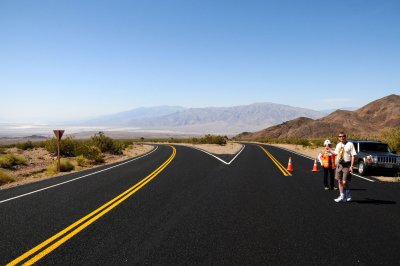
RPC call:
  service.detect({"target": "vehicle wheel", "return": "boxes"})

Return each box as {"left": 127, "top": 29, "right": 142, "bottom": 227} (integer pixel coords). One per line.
{"left": 358, "top": 161, "right": 367, "bottom": 176}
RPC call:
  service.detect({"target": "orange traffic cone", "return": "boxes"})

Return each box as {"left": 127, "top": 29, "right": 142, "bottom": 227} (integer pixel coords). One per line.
{"left": 286, "top": 157, "right": 293, "bottom": 172}
{"left": 312, "top": 159, "right": 320, "bottom": 172}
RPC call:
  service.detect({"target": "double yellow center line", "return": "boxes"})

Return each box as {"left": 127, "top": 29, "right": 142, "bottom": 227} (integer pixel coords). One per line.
{"left": 258, "top": 145, "right": 292, "bottom": 176}
{"left": 8, "top": 146, "right": 176, "bottom": 266}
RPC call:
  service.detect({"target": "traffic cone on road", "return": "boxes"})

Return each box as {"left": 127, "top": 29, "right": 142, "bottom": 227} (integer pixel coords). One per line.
{"left": 286, "top": 157, "right": 293, "bottom": 172}
{"left": 312, "top": 159, "right": 320, "bottom": 172}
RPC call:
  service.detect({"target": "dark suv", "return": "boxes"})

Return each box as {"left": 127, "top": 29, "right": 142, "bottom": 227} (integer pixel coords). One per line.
{"left": 349, "top": 140, "right": 400, "bottom": 176}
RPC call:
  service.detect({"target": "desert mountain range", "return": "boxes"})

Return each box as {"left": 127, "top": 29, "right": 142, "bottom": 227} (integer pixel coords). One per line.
{"left": 85, "top": 102, "right": 326, "bottom": 134}
{"left": 237, "top": 94, "right": 400, "bottom": 139}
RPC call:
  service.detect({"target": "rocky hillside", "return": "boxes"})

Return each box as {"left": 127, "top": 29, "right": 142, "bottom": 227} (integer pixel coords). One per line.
{"left": 237, "top": 94, "right": 400, "bottom": 139}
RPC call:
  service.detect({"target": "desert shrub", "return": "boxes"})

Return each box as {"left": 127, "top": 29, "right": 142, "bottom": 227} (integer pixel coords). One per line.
{"left": 0, "top": 169, "right": 15, "bottom": 185}
{"left": 74, "top": 143, "right": 88, "bottom": 157}
{"left": 90, "top": 132, "right": 122, "bottom": 155}
{"left": 46, "top": 163, "right": 58, "bottom": 175}
{"left": 60, "top": 137, "right": 78, "bottom": 156}
{"left": 90, "top": 132, "right": 113, "bottom": 152}
{"left": 32, "top": 141, "right": 47, "bottom": 149}
{"left": 260, "top": 137, "right": 315, "bottom": 147}
{"left": 124, "top": 145, "right": 133, "bottom": 152}
{"left": 146, "top": 137, "right": 179, "bottom": 143}
{"left": 16, "top": 141, "right": 34, "bottom": 150}
{"left": 47, "top": 158, "right": 75, "bottom": 174}
{"left": 278, "top": 138, "right": 311, "bottom": 146}
{"left": 309, "top": 138, "right": 325, "bottom": 148}
{"left": 75, "top": 155, "right": 89, "bottom": 167}
{"left": 199, "top": 134, "right": 227, "bottom": 145}
{"left": 89, "top": 147, "right": 105, "bottom": 164}
{"left": 76, "top": 145, "right": 104, "bottom": 163}
{"left": 381, "top": 127, "right": 400, "bottom": 153}
{"left": 117, "top": 139, "right": 134, "bottom": 148}
{"left": 191, "top": 137, "right": 200, "bottom": 144}
{"left": 0, "top": 154, "right": 27, "bottom": 169}
{"left": 59, "top": 159, "right": 75, "bottom": 172}
{"left": 44, "top": 138, "right": 57, "bottom": 155}
{"left": 44, "top": 136, "right": 78, "bottom": 156}
{"left": 110, "top": 141, "right": 123, "bottom": 155}
{"left": 259, "top": 138, "right": 272, "bottom": 144}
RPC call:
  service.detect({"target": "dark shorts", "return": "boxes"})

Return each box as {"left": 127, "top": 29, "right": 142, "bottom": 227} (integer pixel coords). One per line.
{"left": 335, "top": 163, "right": 352, "bottom": 182}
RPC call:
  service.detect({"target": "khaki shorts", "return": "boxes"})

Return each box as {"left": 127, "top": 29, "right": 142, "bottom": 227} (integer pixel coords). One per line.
{"left": 335, "top": 164, "right": 352, "bottom": 182}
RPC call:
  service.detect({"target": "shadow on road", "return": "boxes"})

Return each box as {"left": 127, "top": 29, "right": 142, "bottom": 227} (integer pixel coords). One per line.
{"left": 349, "top": 188, "right": 366, "bottom": 191}
{"left": 354, "top": 198, "right": 396, "bottom": 205}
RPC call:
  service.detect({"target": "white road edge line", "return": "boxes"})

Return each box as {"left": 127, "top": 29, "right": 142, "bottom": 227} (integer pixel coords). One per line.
{"left": 190, "top": 145, "right": 246, "bottom": 165}
{"left": 266, "top": 144, "right": 375, "bottom": 183}
{"left": 0, "top": 146, "right": 159, "bottom": 204}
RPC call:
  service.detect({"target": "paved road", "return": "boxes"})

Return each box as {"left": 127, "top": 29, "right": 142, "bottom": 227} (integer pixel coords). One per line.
{"left": 1, "top": 144, "right": 399, "bottom": 265}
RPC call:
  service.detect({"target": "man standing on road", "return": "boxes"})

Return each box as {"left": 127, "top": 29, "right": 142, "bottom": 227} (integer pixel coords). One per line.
{"left": 332, "top": 132, "right": 357, "bottom": 202}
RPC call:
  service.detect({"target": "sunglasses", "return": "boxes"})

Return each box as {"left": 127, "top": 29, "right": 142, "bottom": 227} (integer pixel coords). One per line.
{"left": 338, "top": 135, "right": 346, "bottom": 138}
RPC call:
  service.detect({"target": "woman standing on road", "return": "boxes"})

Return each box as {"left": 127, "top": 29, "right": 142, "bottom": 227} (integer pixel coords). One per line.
{"left": 318, "top": 139, "right": 337, "bottom": 190}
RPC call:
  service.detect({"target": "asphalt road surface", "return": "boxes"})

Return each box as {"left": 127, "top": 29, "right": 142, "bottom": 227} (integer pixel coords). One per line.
{"left": 1, "top": 144, "right": 399, "bottom": 265}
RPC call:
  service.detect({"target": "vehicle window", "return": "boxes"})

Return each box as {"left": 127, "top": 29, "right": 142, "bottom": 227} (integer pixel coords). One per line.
{"left": 359, "top": 143, "right": 389, "bottom": 152}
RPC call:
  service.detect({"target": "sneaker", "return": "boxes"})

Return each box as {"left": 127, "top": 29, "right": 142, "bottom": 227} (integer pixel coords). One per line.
{"left": 334, "top": 195, "right": 345, "bottom": 202}
{"left": 333, "top": 187, "right": 338, "bottom": 190}
{"left": 324, "top": 187, "right": 330, "bottom": 190}
{"left": 345, "top": 190, "right": 352, "bottom": 201}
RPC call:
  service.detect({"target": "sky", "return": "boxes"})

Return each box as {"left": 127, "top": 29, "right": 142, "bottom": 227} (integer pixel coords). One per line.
{"left": 1, "top": 0, "right": 399, "bottom": 123}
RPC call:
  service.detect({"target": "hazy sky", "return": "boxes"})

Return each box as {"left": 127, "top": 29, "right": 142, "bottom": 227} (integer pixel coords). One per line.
{"left": 1, "top": 0, "right": 399, "bottom": 123}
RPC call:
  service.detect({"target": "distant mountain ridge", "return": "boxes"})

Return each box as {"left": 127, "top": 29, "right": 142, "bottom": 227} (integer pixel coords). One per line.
{"left": 237, "top": 94, "right": 400, "bottom": 139}
{"left": 85, "top": 106, "right": 186, "bottom": 125}
{"left": 85, "top": 103, "right": 327, "bottom": 135}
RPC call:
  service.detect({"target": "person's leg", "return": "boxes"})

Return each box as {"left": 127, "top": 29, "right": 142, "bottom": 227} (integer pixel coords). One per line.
{"left": 330, "top": 168, "right": 335, "bottom": 189}
{"left": 342, "top": 167, "right": 351, "bottom": 201}
{"left": 336, "top": 165, "right": 343, "bottom": 192}
{"left": 346, "top": 182, "right": 351, "bottom": 201}
{"left": 338, "top": 180, "right": 343, "bottom": 193}
{"left": 323, "top": 167, "right": 329, "bottom": 189}
{"left": 343, "top": 170, "right": 352, "bottom": 201}
{"left": 334, "top": 165, "right": 345, "bottom": 202}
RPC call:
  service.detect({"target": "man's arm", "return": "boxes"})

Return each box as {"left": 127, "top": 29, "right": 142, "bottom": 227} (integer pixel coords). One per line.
{"left": 350, "top": 155, "right": 355, "bottom": 172}
{"left": 331, "top": 144, "right": 339, "bottom": 155}
{"left": 349, "top": 143, "right": 357, "bottom": 172}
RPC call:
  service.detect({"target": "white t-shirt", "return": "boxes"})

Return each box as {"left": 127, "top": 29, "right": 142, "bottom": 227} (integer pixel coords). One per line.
{"left": 334, "top": 141, "right": 357, "bottom": 162}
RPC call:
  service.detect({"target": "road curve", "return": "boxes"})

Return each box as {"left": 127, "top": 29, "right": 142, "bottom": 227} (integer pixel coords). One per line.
{"left": 1, "top": 143, "right": 399, "bottom": 265}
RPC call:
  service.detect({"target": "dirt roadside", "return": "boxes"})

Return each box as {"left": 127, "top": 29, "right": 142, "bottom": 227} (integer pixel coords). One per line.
{"left": 173, "top": 142, "right": 243, "bottom": 154}
{"left": 0, "top": 144, "right": 154, "bottom": 190}
{"left": 268, "top": 143, "right": 321, "bottom": 159}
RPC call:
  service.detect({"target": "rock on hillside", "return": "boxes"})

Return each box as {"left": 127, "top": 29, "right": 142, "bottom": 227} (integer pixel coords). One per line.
{"left": 237, "top": 94, "right": 400, "bottom": 139}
